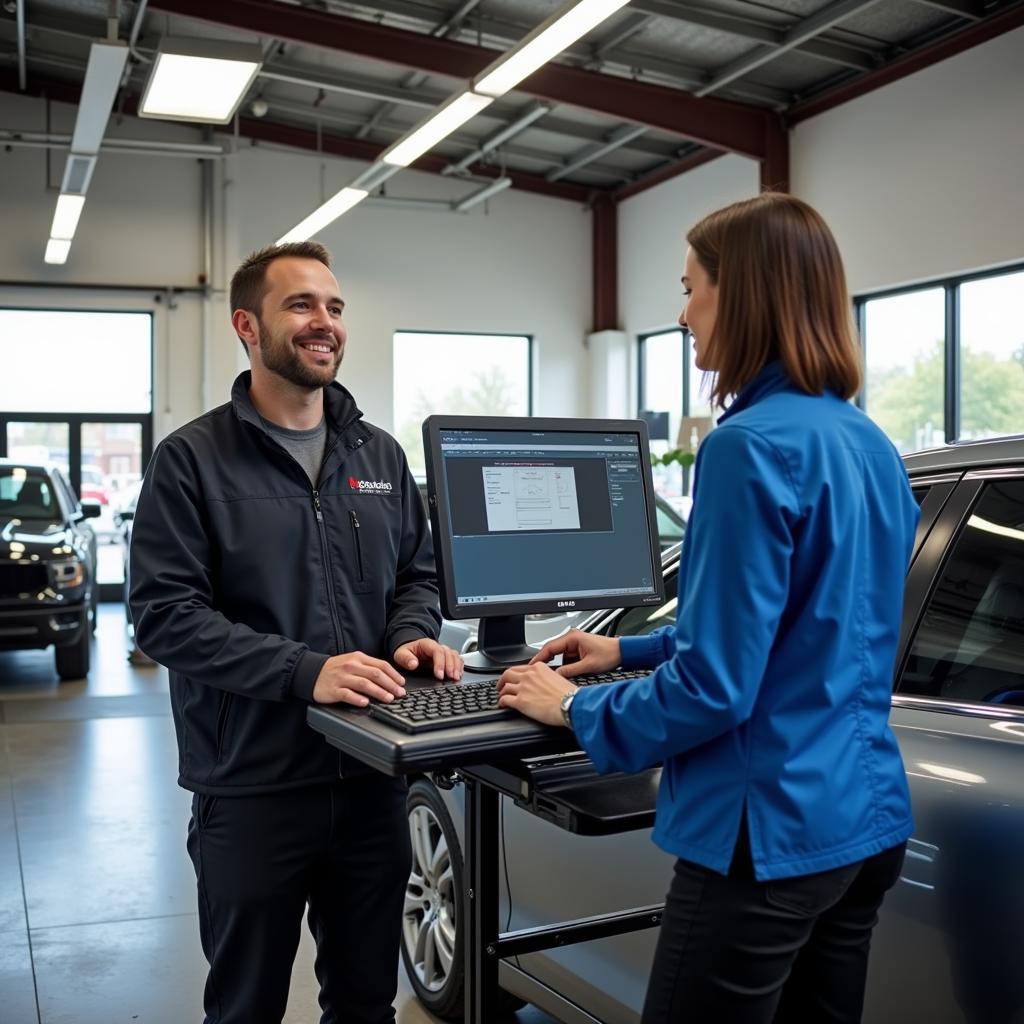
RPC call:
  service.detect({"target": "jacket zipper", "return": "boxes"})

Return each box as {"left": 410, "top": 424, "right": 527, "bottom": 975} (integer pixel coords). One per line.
{"left": 349, "top": 510, "right": 365, "bottom": 583}
{"left": 312, "top": 489, "right": 343, "bottom": 655}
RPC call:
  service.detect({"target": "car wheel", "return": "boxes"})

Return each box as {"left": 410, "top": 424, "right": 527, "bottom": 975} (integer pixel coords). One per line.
{"left": 402, "top": 779, "right": 465, "bottom": 1019}
{"left": 401, "top": 780, "right": 526, "bottom": 1020}
{"left": 55, "top": 623, "right": 90, "bottom": 681}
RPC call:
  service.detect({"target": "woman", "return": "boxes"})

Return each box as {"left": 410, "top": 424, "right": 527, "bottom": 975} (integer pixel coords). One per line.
{"left": 498, "top": 192, "right": 917, "bottom": 1024}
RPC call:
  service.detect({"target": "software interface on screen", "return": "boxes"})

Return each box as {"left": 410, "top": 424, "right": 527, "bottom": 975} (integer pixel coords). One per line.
{"left": 436, "top": 427, "right": 659, "bottom": 611}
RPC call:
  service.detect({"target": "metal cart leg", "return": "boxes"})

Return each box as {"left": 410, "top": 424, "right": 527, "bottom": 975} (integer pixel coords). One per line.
{"left": 463, "top": 775, "right": 500, "bottom": 1023}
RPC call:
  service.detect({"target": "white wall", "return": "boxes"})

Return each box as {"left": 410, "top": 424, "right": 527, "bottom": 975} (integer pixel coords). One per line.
{"left": 614, "top": 152, "right": 760, "bottom": 414}
{"left": 0, "top": 93, "right": 591, "bottom": 443}
{"left": 791, "top": 25, "right": 1024, "bottom": 296}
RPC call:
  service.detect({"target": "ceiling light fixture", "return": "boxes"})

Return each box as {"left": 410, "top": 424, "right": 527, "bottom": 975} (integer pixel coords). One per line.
{"left": 277, "top": 187, "right": 370, "bottom": 244}
{"left": 474, "top": 0, "right": 632, "bottom": 98}
{"left": 140, "top": 38, "right": 262, "bottom": 124}
{"left": 44, "top": 239, "right": 72, "bottom": 265}
{"left": 49, "top": 194, "right": 86, "bottom": 240}
{"left": 381, "top": 92, "right": 494, "bottom": 168}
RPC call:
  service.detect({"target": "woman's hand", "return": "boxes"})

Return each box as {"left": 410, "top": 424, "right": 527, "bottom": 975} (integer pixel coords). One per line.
{"left": 498, "top": 662, "right": 577, "bottom": 727}
{"left": 530, "top": 628, "right": 621, "bottom": 678}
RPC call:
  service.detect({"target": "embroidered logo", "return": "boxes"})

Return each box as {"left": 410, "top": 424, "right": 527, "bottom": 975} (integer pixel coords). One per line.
{"left": 349, "top": 476, "right": 393, "bottom": 493}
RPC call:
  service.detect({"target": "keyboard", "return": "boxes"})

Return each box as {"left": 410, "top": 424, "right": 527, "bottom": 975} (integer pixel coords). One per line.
{"left": 366, "top": 669, "right": 650, "bottom": 734}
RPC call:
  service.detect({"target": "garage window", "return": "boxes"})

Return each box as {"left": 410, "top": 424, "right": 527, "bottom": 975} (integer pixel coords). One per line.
{"left": 393, "top": 331, "right": 531, "bottom": 476}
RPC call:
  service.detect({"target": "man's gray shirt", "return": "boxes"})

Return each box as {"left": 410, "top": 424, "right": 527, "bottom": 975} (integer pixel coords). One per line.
{"left": 264, "top": 417, "right": 327, "bottom": 485}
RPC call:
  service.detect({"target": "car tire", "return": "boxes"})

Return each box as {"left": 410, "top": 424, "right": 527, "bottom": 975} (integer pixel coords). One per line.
{"left": 401, "top": 779, "right": 526, "bottom": 1020}
{"left": 55, "top": 623, "right": 90, "bottom": 681}
{"left": 90, "top": 584, "right": 99, "bottom": 635}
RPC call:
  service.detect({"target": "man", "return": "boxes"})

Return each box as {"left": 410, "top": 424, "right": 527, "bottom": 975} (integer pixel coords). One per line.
{"left": 130, "top": 241, "right": 462, "bottom": 1024}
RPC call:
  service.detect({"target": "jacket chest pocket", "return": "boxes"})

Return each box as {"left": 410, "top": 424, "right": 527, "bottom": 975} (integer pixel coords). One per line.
{"left": 348, "top": 509, "right": 372, "bottom": 594}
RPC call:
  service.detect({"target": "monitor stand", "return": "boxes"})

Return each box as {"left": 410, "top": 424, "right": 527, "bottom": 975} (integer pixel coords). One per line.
{"left": 462, "top": 615, "right": 541, "bottom": 674}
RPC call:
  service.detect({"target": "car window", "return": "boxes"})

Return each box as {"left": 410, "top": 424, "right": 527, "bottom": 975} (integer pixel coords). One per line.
{"left": 898, "top": 479, "right": 1024, "bottom": 708}
{"left": 655, "top": 502, "right": 685, "bottom": 544}
{"left": 0, "top": 467, "right": 59, "bottom": 520}
{"left": 610, "top": 568, "right": 679, "bottom": 638}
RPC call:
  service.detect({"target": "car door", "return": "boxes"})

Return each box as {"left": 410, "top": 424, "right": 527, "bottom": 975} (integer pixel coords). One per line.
{"left": 863, "top": 470, "right": 1024, "bottom": 1024}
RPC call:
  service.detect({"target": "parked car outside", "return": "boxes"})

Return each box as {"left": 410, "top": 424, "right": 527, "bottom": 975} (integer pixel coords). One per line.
{"left": 0, "top": 459, "right": 100, "bottom": 680}
{"left": 401, "top": 435, "right": 1024, "bottom": 1024}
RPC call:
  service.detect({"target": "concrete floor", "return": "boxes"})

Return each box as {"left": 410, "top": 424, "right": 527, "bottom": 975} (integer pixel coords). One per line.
{"left": 0, "top": 606, "right": 556, "bottom": 1024}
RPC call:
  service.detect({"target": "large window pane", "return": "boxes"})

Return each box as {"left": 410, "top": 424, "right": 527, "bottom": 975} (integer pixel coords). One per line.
{"left": 960, "top": 271, "right": 1024, "bottom": 441}
{"left": 5, "top": 422, "right": 69, "bottom": 474}
{"left": 863, "top": 288, "right": 945, "bottom": 453}
{"left": 0, "top": 309, "right": 152, "bottom": 413}
{"left": 393, "top": 332, "right": 530, "bottom": 476}
{"left": 640, "top": 330, "right": 684, "bottom": 501}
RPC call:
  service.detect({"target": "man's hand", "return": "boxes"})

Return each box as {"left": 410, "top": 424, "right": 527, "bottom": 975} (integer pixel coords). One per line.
{"left": 312, "top": 652, "right": 407, "bottom": 707}
{"left": 530, "top": 629, "right": 621, "bottom": 678}
{"left": 498, "top": 662, "right": 576, "bottom": 727}
{"left": 393, "top": 637, "right": 464, "bottom": 681}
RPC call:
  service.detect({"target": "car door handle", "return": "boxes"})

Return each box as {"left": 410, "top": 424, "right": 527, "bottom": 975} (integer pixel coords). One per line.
{"left": 900, "top": 837, "right": 939, "bottom": 891}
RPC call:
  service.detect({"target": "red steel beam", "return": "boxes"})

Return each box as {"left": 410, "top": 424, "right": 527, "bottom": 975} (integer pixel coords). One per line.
{"left": 591, "top": 193, "right": 618, "bottom": 332}
{"left": 149, "top": 0, "right": 772, "bottom": 158}
{"left": 786, "top": 1, "right": 1024, "bottom": 124}
{"left": 760, "top": 115, "right": 789, "bottom": 193}
{"left": 614, "top": 149, "right": 723, "bottom": 201}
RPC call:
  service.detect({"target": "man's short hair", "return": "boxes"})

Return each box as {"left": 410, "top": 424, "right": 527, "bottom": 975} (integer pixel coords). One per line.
{"left": 230, "top": 241, "right": 332, "bottom": 353}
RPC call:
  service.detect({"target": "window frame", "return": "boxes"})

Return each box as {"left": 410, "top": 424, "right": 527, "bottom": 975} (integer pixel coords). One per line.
{"left": 893, "top": 467, "right": 1024, "bottom": 719}
{"left": 637, "top": 326, "right": 691, "bottom": 423}
{"left": 855, "top": 261, "right": 1024, "bottom": 445}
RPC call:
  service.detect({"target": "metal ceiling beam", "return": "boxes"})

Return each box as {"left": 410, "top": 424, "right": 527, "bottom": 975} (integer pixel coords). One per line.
{"left": 908, "top": 0, "right": 984, "bottom": 20}
{"left": 696, "top": 0, "right": 886, "bottom": 96}
{"left": 259, "top": 63, "right": 438, "bottom": 108}
{"left": 629, "top": 1, "right": 878, "bottom": 71}
{"left": 547, "top": 124, "right": 648, "bottom": 182}
{"left": 589, "top": 11, "right": 654, "bottom": 61}
{"left": 148, "top": 0, "right": 773, "bottom": 157}
{"left": 614, "top": 147, "right": 722, "bottom": 201}
{"left": 787, "top": 0, "right": 1024, "bottom": 123}
{"left": 444, "top": 101, "right": 551, "bottom": 174}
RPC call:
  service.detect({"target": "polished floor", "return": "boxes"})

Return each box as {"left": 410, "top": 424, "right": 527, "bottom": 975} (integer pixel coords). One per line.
{"left": 0, "top": 606, "right": 556, "bottom": 1024}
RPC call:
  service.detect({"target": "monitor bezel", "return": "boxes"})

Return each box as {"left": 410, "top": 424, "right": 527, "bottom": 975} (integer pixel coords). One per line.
{"left": 422, "top": 414, "right": 666, "bottom": 622}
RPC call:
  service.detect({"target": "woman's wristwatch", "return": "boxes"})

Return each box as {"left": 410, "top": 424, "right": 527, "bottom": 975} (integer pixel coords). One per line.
{"left": 559, "top": 687, "right": 578, "bottom": 729}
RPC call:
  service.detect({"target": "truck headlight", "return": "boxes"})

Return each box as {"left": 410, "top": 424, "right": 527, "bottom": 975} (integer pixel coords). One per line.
{"left": 50, "top": 558, "right": 85, "bottom": 589}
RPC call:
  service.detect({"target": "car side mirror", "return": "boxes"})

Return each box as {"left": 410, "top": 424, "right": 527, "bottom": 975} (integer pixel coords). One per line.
{"left": 80, "top": 500, "right": 102, "bottom": 520}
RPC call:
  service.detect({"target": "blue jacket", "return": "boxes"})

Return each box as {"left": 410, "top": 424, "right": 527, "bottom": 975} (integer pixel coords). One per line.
{"left": 570, "top": 362, "right": 918, "bottom": 880}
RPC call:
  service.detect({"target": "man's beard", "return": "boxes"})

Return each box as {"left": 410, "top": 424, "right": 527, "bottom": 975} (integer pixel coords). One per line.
{"left": 256, "top": 317, "right": 344, "bottom": 389}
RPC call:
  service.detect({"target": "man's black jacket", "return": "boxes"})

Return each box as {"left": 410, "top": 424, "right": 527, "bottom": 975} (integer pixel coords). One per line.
{"left": 130, "top": 372, "right": 441, "bottom": 794}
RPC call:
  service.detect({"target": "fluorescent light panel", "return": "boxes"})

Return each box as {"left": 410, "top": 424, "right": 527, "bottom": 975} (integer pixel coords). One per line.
{"left": 475, "top": 0, "right": 631, "bottom": 98}
{"left": 277, "top": 188, "right": 369, "bottom": 244}
{"left": 50, "top": 194, "right": 86, "bottom": 240}
{"left": 381, "top": 92, "right": 494, "bottom": 167}
{"left": 44, "top": 239, "right": 71, "bottom": 265}
{"left": 140, "top": 38, "right": 262, "bottom": 124}
{"left": 71, "top": 41, "right": 128, "bottom": 153}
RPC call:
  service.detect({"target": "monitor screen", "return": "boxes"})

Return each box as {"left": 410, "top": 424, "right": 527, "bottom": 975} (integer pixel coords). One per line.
{"left": 423, "top": 417, "right": 665, "bottom": 642}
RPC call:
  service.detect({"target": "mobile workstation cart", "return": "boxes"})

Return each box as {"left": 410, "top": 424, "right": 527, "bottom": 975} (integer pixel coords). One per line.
{"left": 307, "top": 695, "right": 663, "bottom": 1024}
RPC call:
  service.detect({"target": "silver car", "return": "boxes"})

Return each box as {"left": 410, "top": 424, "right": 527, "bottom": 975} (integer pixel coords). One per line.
{"left": 400, "top": 435, "right": 1024, "bottom": 1023}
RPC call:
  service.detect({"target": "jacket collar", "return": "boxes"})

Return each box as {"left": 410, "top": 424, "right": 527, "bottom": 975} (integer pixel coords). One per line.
{"left": 717, "top": 361, "right": 792, "bottom": 425}
{"left": 231, "top": 371, "right": 368, "bottom": 443}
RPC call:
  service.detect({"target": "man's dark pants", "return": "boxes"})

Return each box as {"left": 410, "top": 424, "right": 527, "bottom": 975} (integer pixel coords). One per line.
{"left": 641, "top": 822, "right": 906, "bottom": 1024}
{"left": 187, "top": 773, "right": 411, "bottom": 1024}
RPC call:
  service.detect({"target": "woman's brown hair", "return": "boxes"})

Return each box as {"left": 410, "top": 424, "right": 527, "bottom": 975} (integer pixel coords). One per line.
{"left": 687, "top": 192, "right": 862, "bottom": 408}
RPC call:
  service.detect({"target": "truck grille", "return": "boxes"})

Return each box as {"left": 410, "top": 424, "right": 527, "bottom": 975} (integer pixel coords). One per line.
{"left": 0, "top": 562, "right": 49, "bottom": 598}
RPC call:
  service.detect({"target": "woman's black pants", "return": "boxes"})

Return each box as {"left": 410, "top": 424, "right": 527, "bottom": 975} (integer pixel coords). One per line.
{"left": 641, "top": 827, "right": 906, "bottom": 1024}
{"left": 186, "top": 774, "right": 411, "bottom": 1024}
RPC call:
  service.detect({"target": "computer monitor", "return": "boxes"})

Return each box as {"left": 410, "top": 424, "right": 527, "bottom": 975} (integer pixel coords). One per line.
{"left": 422, "top": 416, "right": 666, "bottom": 673}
